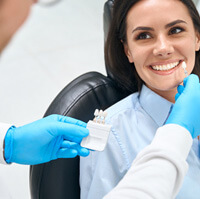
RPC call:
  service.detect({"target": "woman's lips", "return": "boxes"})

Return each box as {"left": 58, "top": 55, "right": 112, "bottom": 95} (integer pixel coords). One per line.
{"left": 148, "top": 60, "right": 182, "bottom": 75}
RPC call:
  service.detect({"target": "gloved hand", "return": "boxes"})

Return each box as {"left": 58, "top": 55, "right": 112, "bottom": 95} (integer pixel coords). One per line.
{"left": 166, "top": 74, "right": 200, "bottom": 138}
{"left": 4, "top": 114, "right": 90, "bottom": 165}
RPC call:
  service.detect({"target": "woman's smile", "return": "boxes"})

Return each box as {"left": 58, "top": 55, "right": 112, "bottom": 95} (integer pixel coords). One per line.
{"left": 148, "top": 60, "right": 183, "bottom": 75}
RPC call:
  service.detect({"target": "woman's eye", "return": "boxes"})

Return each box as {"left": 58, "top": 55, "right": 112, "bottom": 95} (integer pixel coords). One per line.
{"left": 136, "top": 32, "right": 151, "bottom": 40}
{"left": 170, "top": 27, "right": 184, "bottom": 35}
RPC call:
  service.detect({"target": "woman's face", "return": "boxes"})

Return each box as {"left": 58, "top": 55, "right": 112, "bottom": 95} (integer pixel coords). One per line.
{"left": 0, "top": 0, "right": 36, "bottom": 53}
{"left": 124, "top": 0, "right": 200, "bottom": 102}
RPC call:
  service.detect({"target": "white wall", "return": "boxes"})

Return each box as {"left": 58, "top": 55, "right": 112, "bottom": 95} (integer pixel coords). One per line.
{"left": 0, "top": 1, "right": 106, "bottom": 198}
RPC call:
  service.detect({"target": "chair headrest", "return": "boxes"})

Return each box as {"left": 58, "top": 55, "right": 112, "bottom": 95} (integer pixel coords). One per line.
{"left": 103, "top": 0, "right": 114, "bottom": 43}
{"left": 103, "top": 0, "right": 115, "bottom": 79}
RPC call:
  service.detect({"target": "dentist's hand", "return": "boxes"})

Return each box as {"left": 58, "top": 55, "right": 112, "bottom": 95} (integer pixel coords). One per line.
{"left": 166, "top": 74, "right": 200, "bottom": 138}
{"left": 4, "top": 114, "right": 90, "bottom": 165}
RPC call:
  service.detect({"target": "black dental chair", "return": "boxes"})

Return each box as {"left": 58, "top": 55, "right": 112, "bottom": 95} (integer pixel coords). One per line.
{"left": 30, "top": 1, "right": 131, "bottom": 198}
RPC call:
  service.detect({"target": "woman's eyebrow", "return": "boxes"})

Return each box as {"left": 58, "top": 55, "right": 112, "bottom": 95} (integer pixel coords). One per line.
{"left": 132, "top": 19, "right": 187, "bottom": 34}
{"left": 165, "top": 19, "right": 187, "bottom": 29}
{"left": 132, "top": 27, "right": 154, "bottom": 34}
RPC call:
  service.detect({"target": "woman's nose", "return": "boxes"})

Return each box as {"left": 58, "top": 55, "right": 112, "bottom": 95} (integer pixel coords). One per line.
{"left": 153, "top": 35, "right": 174, "bottom": 57}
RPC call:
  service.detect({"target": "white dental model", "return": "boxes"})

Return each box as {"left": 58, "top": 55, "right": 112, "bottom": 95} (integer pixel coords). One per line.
{"left": 81, "top": 109, "right": 111, "bottom": 151}
{"left": 182, "top": 61, "right": 188, "bottom": 77}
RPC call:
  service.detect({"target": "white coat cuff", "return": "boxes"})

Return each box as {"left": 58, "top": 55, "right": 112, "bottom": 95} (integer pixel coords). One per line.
{"left": 152, "top": 124, "right": 193, "bottom": 159}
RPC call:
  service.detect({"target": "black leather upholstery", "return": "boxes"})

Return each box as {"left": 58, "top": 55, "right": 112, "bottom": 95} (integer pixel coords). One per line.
{"left": 103, "top": 0, "right": 114, "bottom": 79}
{"left": 103, "top": 0, "right": 114, "bottom": 43}
{"left": 29, "top": 1, "right": 131, "bottom": 199}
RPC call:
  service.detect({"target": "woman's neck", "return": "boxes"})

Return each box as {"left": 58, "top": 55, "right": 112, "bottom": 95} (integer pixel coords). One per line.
{"left": 146, "top": 85, "right": 177, "bottom": 103}
{"left": 155, "top": 89, "right": 177, "bottom": 103}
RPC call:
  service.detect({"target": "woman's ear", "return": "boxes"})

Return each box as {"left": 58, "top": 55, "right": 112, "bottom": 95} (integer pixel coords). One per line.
{"left": 195, "top": 32, "right": 200, "bottom": 51}
{"left": 122, "top": 40, "right": 134, "bottom": 63}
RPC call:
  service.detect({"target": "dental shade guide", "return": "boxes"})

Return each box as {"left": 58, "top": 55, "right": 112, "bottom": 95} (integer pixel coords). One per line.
{"left": 93, "top": 109, "right": 99, "bottom": 122}
{"left": 182, "top": 61, "right": 188, "bottom": 77}
{"left": 80, "top": 109, "right": 111, "bottom": 151}
{"left": 98, "top": 110, "right": 104, "bottom": 123}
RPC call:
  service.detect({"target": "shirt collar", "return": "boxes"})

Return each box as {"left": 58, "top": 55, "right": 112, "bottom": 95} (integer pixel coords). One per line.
{"left": 139, "top": 84, "right": 173, "bottom": 127}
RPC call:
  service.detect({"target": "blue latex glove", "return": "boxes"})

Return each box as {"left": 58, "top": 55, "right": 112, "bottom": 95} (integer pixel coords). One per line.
{"left": 166, "top": 74, "right": 200, "bottom": 138}
{"left": 4, "top": 114, "right": 90, "bottom": 165}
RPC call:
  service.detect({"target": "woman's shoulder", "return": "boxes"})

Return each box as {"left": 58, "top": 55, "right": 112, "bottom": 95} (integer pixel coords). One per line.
{"left": 105, "top": 91, "right": 139, "bottom": 122}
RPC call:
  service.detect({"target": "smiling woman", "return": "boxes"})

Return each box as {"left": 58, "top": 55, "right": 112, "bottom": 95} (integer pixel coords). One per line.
{"left": 105, "top": 0, "right": 200, "bottom": 103}
{"left": 123, "top": 0, "right": 200, "bottom": 102}
{"left": 80, "top": 0, "right": 200, "bottom": 199}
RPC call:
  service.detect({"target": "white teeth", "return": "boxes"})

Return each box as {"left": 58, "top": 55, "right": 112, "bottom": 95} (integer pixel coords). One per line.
{"left": 151, "top": 61, "right": 179, "bottom": 71}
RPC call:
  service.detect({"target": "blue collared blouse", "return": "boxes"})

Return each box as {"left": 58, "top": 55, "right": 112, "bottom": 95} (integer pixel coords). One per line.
{"left": 80, "top": 85, "right": 200, "bottom": 199}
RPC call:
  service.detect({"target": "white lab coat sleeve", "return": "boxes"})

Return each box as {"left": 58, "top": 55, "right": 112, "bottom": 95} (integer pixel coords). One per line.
{"left": 104, "top": 124, "right": 193, "bottom": 199}
{"left": 0, "top": 123, "right": 13, "bottom": 164}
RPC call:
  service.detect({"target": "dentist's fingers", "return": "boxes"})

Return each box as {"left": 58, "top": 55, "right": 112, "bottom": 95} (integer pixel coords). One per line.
{"left": 177, "top": 85, "right": 184, "bottom": 95}
{"left": 183, "top": 74, "right": 200, "bottom": 92}
{"left": 175, "top": 93, "right": 180, "bottom": 101}
{"left": 61, "top": 141, "right": 90, "bottom": 157}
{"left": 57, "top": 148, "right": 78, "bottom": 158}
